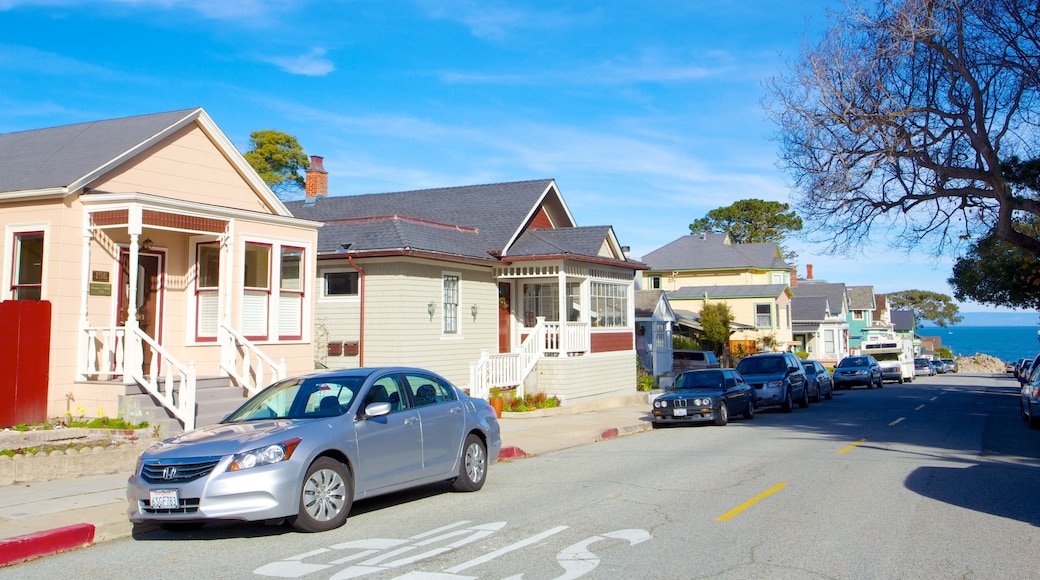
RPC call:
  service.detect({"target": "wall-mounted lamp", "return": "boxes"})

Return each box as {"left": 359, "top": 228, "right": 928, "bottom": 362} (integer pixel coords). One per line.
{"left": 427, "top": 301, "right": 437, "bottom": 319}
{"left": 140, "top": 238, "right": 153, "bottom": 251}
{"left": 470, "top": 304, "right": 479, "bottom": 319}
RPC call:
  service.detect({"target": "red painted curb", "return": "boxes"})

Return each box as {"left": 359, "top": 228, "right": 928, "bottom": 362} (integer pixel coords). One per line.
{"left": 0, "top": 524, "right": 95, "bottom": 566}
{"left": 600, "top": 427, "right": 620, "bottom": 440}
{"left": 497, "top": 446, "right": 527, "bottom": 460}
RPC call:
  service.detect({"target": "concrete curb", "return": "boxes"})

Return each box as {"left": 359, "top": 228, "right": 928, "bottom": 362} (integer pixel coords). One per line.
{"left": 0, "top": 524, "right": 95, "bottom": 567}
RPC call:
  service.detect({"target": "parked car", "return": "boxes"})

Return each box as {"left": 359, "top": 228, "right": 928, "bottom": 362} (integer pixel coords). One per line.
{"left": 931, "top": 359, "right": 946, "bottom": 374}
{"left": 1016, "top": 358, "right": 1032, "bottom": 380}
{"left": 651, "top": 368, "right": 755, "bottom": 426}
{"left": 735, "top": 352, "right": 808, "bottom": 412}
{"left": 833, "top": 356, "right": 883, "bottom": 390}
{"left": 672, "top": 350, "right": 721, "bottom": 371}
{"left": 127, "top": 367, "right": 502, "bottom": 533}
{"left": 941, "top": 358, "right": 957, "bottom": 373}
{"left": 1005, "top": 360, "right": 1017, "bottom": 374}
{"left": 802, "top": 359, "right": 833, "bottom": 402}
{"left": 1021, "top": 354, "right": 1040, "bottom": 429}
{"left": 915, "top": 358, "right": 935, "bottom": 377}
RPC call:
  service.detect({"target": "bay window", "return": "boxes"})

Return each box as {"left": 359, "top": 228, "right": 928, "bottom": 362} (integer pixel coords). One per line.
{"left": 195, "top": 242, "right": 220, "bottom": 340}
{"left": 279, "top": 246, "right": 303, "bottom": 340}
{"left": 243, "top": 242, "right": 271, "bottom": 339}
{"left": 590, "top": 281, "right": 627, "bottom": 328}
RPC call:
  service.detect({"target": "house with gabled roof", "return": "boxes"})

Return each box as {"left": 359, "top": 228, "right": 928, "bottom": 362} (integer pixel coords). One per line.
{"left": 634, "top": 289, "right": 677, "bottom": 379}
{"left": 790, "top": 268, "right": 851, "bottom": 362}
{"left": 791, "top": 294, "right": 848, "bottom": 365}
{"left": 639, "top": 233, "right": 795, "bottom": 352}
{"left": 286, "top": 166, "right": 644, "bottom": 403}
{"left": 845, "top": 285, "right": 877, "bottom": 348}
{"left": 0, "top": 109, "right": 321, "bottom": 431}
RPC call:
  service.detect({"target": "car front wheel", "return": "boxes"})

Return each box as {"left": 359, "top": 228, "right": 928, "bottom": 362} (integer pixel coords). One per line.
{"left": 799, "top": 386, "right": 810, "bottom": 409}
{"left": 290, "top": 457, "right": 353, "bottom": 533}
{"left": 452, "top": 434, "right": 488, "bottom": 492}
{"left": 781, "top": 388, "right": 794, "bottom": 413}
{"left": 714, "top": 402, "right": 729, "bottom": 426}
{"left": 743, "top": 398, "right": 755, "bottom": 420}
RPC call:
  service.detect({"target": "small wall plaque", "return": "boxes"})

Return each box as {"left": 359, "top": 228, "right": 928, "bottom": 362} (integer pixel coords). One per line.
{"left": 89, "top": 283, "right": 112, "bottom": 296}
{"left": 92, "top": 270, "right": 110, "bottom": 283}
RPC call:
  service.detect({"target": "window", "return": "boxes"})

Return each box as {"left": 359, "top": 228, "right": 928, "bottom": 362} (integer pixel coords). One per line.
{"left": 324, "top": 271, "right": 359, "bottom": 296}
{"left": 591, "top": 281, "right": 627, "bottom": 328}
{"left": 243, "top": 243, "right": 271, "bottom": 339}
{"left": 771, "top": 272, "right": 785, "bottom": 284}
{"left": 650, "top": 276, "right": 661, "bottom": 289}
{"left": 195, "top": 242, "right": 221, "bottom": 340}
{"left": 404, "top": 373, "right": 457, "bottom": 407}
{"left": 755, "top": 303, "right": 772, "bottom": 328}
{"left": 567, "top": 282, "right": 581, "bottom": 322}
{"left": 522, "top": 283, "right": 559, "bottom": 325}
{"left": 443, "top": 274, "right": 459, "bottom": 334}
{"left": 853, "top": 310, "right": 863, "bottom": 320}
{"left": 824, "top": 329, "right": 836, "bottom": 355}
{"left": 279, "top": 247, "right": 304, "bottom": 339}
{"left": 11, "top": 231, "right": 43, "bottom": 300}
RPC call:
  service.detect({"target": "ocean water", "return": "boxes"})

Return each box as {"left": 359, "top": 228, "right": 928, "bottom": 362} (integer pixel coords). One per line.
{"left": 916, "top": 325, "right": 1040, "bottom": 363}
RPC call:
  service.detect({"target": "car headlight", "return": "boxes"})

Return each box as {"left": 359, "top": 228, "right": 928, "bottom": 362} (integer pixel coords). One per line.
{"left": 695, "top": 398, "right": 711, "bottom": 406}
{"left": 654, "top": 400, "right": 667, "bottom": 408}
{"left": 229, "top": 438, "right": 301, "bottom": 471}
{"left": 766, "top": 380, "right": 783, "bottom": 388}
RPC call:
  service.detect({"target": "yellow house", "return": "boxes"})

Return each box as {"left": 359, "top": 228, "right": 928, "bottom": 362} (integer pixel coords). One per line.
{"left": 0, "top": 109, "right": 321, "bottom": 432}
{"left": 640, "top": 233, "right": 795, "bottom": 350}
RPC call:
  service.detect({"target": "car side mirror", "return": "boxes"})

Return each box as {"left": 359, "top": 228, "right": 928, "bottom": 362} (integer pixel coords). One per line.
{"left": 364, "top": 401, "right": 392, "bottom": 418}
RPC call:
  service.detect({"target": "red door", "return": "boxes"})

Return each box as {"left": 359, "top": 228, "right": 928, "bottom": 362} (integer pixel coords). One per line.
{"left": 0, "top": 300, "right": 51, "bottom": 426}
{"left": 498, "top": 282, "right": 511, "bottom": 353}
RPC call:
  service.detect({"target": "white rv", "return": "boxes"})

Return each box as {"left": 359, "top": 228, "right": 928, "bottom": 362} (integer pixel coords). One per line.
{"left": 861, "top": 328, "right": 915, "bottom": 383}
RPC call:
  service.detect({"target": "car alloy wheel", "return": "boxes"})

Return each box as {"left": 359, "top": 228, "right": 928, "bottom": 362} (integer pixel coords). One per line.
{"left": 714, "top": 402, "right": 729, "bottom": 426}
{"left": 743, "top": 398, "right": 755, "bottom": 420}
{"left": 452, "top": 434, "right": 488, "bottom": 492}
{"left": 290, "top": 457, "right": 353, "bottom": 533}
{"left": 782, "top": 389, "right": 794, "bottom": 413}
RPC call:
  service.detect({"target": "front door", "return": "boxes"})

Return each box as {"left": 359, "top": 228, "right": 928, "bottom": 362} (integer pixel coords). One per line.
{"left": 119, "top": 250, "right": 163, "bottom": 370}
{"left": 498, "top": 282, "right": 511, "bottom": 353}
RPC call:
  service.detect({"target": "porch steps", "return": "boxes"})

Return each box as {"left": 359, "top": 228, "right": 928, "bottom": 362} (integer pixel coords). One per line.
{"left": 122, "top": 377, "right": 248, "bottom": 437}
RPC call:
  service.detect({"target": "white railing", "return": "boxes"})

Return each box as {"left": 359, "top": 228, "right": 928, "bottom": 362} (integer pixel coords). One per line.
{"left": 469, "top": 318, "right": 550, "bottom": 400}
{"left": 219, "top": 322, "right": 286, "bottom": 397}
{"left": 543, "top": 322, "right": 590, "bottom": 355}
{"left": 80, "top": 326, "right": 125, "bottom": 378}
{"left": 125, "top": 327, "right": 197, "bottom": 431}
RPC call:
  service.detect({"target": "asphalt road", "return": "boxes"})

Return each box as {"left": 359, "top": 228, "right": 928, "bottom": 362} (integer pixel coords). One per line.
{"left": 4, "top": 372, "right": 1038, "bottom": 579}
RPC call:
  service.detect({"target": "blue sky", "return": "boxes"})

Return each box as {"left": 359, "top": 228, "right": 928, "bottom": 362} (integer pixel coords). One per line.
{"left": 1, "top": 0, "right": 1023, "bottom": 314}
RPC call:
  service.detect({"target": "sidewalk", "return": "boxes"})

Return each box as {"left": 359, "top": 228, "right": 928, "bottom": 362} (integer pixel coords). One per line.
{"left": 0, "top": 393, "right": 654, "bottom": 566}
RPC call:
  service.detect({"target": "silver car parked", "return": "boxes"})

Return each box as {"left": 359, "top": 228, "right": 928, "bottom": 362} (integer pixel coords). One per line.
{"left": 127, "top": 367, "right": 501, "bottom": 532}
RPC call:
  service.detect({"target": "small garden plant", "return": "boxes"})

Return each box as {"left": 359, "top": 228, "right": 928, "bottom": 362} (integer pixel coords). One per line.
{"left": 502, "top": 392, "right": 561, "bottom": 412}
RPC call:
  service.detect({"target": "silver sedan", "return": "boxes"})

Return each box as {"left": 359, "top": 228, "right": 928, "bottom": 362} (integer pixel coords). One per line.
{"left": 127, "top": 367, "right": 501, "bottom": 532}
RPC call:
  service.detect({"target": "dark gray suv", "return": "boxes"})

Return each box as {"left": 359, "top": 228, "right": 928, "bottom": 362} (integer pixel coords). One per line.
{"left": 735, "top": 352, "right": 808, "bottom": 412}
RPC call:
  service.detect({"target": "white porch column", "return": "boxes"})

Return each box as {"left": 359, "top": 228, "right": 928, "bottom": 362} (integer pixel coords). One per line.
{"left": 219, "top": 223, "right": 235, "bottom": 375}
{"left": 76, "top": 217, "right": 92, "bottom": 380}
{"left": 124, "top": 207, "right": 143, "bottom": 384}
{"left": 557, "top": 267, "right": 568, "bottom": 357}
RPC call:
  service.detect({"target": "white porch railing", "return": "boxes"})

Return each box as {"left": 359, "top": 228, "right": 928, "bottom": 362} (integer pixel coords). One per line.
{"left": 125, "top": 327, "right": 198, "bottom": 432}
{"left": 469, "top": 318, "right": 592, "bottom": 400}
{"left": 219, "top": 322, "right": 286, "bottom": 397}
{"left": 80, "top": 326, "right": 126, "bottom": 379}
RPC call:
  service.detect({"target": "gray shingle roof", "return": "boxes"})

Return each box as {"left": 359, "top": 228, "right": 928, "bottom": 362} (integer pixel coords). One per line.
{"left": 791, "top": 282, "right": 848, "bottom": 315}
{"left": 641, "top": 233, "right": 790, "bottom": 271}
{"left": 891, "top": 309, "right": 915, "bottom": 332}
{"left": 792, "top": 296, "right": 829, "bottom": 322}
{"left": 287, "top": 180, "right": 554, "bottom": 260}
{"left": 635, "top": 289, "right": 665, "bottom": 318}
{"left": 508, "top": 226, "right": 613, "bottom": 258}
{"left": 668, "top": 284, "right": 789, "bottom": 299}
{"left": 0, "top": 108, "right": 201, "bottom": 193}
{"left": 846, "top": 285, "right": 876, "bottom": 310}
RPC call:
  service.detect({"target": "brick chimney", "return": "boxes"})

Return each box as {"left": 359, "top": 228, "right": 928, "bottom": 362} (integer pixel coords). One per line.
{"left": 791, "top": 266, "right": 798, "bottom": 287}
{"left": 806, "top": 263, "right": 813, "bottom": 280}
{"left": 305, "top": 155, "right": 328, "bottom": 199}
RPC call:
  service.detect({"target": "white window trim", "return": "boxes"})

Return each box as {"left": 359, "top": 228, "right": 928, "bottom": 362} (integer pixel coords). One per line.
{"left": 754, "top": 302, "right": 773, "bottom": 329}
{"left": 442, "top": 271, "right": 461, "bottom": 337}
{"left": 4, "top": 223, "right": 49, "bottom": 301}
{"left": 318, "top": 267, "right": 362, "bottom": 302}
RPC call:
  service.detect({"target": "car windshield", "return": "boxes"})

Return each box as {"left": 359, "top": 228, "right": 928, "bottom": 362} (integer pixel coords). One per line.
{"left": 224, "top": 376, "right": 365, "bottom": 422}
{"left": 737, "top": 357, "right": 785, "bottom": 374}
{"left": 838, "top": 357, "right": 868, "bottom": 368}
{"left": 674, "top": 370, "right": 725, "bottom": 390}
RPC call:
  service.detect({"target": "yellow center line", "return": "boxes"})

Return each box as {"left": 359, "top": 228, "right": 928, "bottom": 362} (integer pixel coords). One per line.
{"left": 889, "top": 417, "right": 905, "bottom": 426}
{"left": 715, "top": 482, "right": 787, "bottom": 521}
{"left": 838, "top": 438, "right": 867, "bottom": 454}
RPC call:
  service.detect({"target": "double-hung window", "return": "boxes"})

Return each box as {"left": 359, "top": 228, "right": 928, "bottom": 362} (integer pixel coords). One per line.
{"left": 279, "top": 247, "right": 304, "bottom": 340}
{"left": 10, "top": 231, "right": 43, "bottom": 300}
{"left": 243, "top": 243, "right": 271, "bottom": 340}
{"left": 755, "top": 303, "right": 773, "bottom": 328}
{"left": 324, "top": 271, "right": 359, "bottom": 296}
{"left": 443, "top": 274, "right": 459, "bottom": 334}
{"left": 195, "top": 242, "right": 221, "bottom": 341}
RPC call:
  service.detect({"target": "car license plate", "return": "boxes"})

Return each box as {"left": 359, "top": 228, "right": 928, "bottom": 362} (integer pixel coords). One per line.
{"left": 673, "top": 408, "right": 687, "bottom": 417}
{"left": 150, "top": 489, "right": 180, "bottom": 509}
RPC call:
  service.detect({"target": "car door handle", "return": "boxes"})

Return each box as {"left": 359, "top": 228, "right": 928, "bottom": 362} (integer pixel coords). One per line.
{"left": 404, "top": 416, "right": 419, "bottom": 425}
{"left": 450, "top": 406, "right": 463, "bottom": 414}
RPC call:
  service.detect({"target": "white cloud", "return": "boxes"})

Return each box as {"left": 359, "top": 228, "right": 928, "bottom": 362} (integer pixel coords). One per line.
{"left": 267, "top": 48, "right": 335, "bottom": 76}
